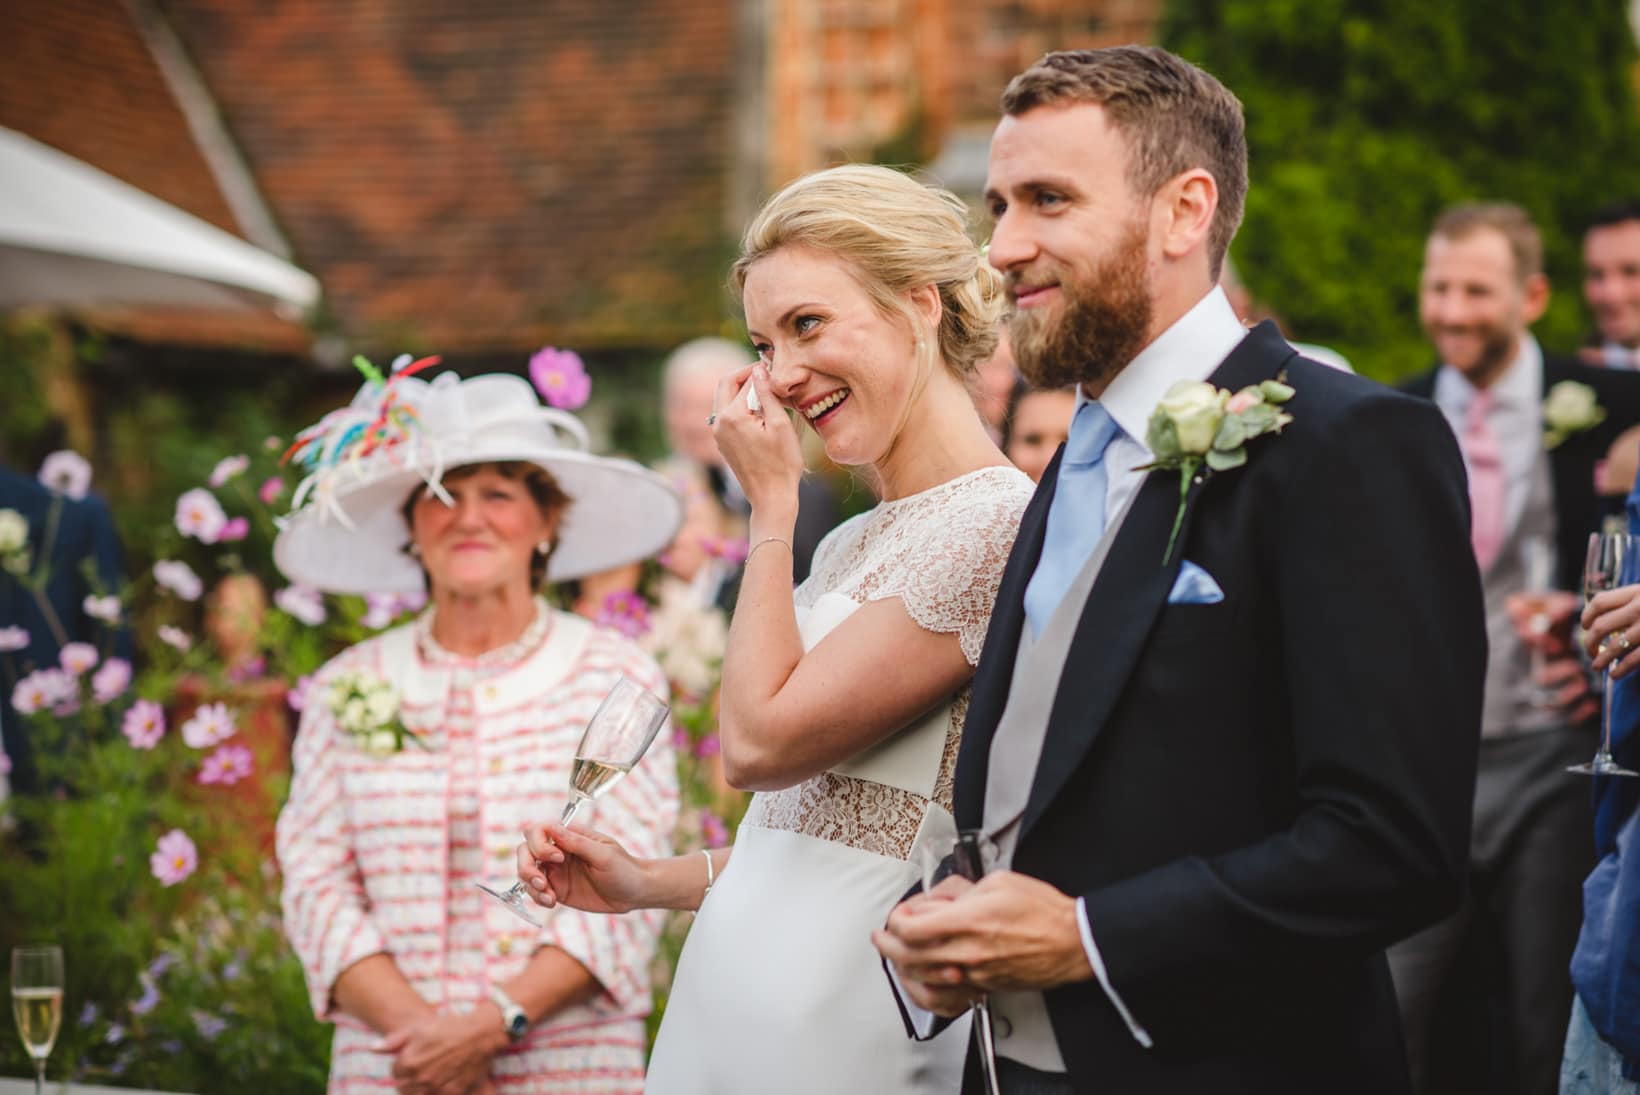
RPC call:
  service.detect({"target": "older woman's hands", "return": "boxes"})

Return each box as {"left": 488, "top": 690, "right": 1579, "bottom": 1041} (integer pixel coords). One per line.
{"left": 1583, "top": 583, "right": 1640, "bottom": 679}
{"left": 372, "top": 1009, "right": 502, "bottom": 1095}
{"left": 712, "top": 363, "right": 804, "bottom": 530}
{"left": 516, "top": 821, "right": 653, "bottom": 914}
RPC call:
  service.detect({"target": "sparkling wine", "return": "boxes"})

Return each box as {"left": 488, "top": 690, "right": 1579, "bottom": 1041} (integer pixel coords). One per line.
{"left": 11, "top": 987, "right": 61, "bottom": 1059}
{"left": 569, "top": 756, "right": 631, "bottom": 803}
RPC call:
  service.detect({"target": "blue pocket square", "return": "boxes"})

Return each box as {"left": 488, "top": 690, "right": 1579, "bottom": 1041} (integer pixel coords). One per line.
{"left": 1168, "top": 560, "right": 1224, "bottom": 605}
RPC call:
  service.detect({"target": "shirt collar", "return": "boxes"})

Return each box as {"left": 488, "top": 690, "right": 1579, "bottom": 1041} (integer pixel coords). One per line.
{"left": 1434, "top": 334, "right": 1543, "bottom": 413}
{"left": 1081, "top": 286, "right": 1249, "bottom": 448}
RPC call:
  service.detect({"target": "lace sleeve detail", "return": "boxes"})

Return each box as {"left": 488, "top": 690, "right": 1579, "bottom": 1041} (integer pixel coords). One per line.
{"left": 850, "top": 467, "right": 1034, "bottom": 665}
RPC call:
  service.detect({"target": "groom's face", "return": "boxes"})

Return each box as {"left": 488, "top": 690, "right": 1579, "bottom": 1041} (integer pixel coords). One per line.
{"left": 985, "top": 103, "right": 1156, "bottom": 395}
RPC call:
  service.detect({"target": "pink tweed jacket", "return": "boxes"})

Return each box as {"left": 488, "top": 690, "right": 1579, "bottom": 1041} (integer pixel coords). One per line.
{"left": 276, "top": 608, "right": 679, "bottom": 1092}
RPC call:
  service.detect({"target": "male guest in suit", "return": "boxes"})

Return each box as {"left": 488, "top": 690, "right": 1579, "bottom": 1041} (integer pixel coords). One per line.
{"left": 1582, "top": 199, "right": 1640, "bottom": 371}
{"left": 1391, "top": 203, "right": 1640, "bottom": 1095}
{"left": 874, "top": 47, "right": 1485, "bottom": 1094}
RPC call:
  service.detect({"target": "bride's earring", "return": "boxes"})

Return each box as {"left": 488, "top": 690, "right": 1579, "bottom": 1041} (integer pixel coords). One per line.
{"left": 535, "top": 540, "right": 552, "bottom": 555}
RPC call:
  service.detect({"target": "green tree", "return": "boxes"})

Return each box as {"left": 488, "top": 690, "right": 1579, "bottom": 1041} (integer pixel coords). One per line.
{"left": 1163, "top": 0, "right": 1640, "bottom": 381}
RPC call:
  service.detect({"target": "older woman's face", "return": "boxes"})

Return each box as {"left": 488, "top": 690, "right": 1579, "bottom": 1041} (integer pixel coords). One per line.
{"left": 409, "top": 466, "right": 557, "bottom": 597}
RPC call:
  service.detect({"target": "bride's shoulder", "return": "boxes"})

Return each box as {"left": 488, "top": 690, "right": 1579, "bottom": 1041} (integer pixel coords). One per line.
{"left": 904, "top": 466, "right": 1034, "bottom": 537}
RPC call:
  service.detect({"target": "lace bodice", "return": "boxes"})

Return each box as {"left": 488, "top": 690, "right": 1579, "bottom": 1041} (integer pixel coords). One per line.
{"left": 795, "top": 466, "right": 1037, "bottom": 666}
{"left": 746, "top": 465, "right": 1034, "bottom": 859}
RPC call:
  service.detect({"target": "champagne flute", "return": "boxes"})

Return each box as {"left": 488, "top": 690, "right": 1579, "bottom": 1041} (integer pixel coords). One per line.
{"left": 480, "top": 676, "right": 670, "bottom": 926}
{"left": 915, "top": 830, "right": 1002, "bottom": 1095}
{"left": 1570, "top": 530, "right": 1640, "bottom": 777}
{"left": 11, "top": 945, "right": 64, "bottom": 1095}
{"left": 1518, "top": 536, "right": 1558, "bottom": 706}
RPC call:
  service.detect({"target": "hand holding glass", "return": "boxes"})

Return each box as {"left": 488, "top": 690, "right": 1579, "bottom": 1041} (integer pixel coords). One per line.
{"left": 11, "top": 945, "right": 64, "bottom": 1095}
{"left": 914, "top": 831, "right": 1002, "bottom": 1095}
{"left": 1571, "top": 531, "right": 1640, "bottom": 777}
{"left": 480, "top": 676, "right": 669, "bottom": 925}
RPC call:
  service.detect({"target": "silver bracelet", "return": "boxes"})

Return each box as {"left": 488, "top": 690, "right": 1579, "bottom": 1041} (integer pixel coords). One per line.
{"left": 701, "top": 848, "right": 716, "bottom": 900}
{"left": 746, "top": 536, "right": 792, "bottom": 563}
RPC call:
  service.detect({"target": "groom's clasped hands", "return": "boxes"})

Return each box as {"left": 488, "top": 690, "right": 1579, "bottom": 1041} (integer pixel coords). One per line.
{"left": 873, "top": 870, "right": 1094, "bottom": 1017}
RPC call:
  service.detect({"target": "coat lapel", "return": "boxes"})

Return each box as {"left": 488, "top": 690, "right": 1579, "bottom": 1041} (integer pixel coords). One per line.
{"left": 1017, "top": 322, "right": 1298, "bottom": 838}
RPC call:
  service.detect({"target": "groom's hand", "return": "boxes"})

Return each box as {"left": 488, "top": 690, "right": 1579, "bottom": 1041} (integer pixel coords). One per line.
{"left": 874, "top": 870, "right": 1093, "bottom": 1013}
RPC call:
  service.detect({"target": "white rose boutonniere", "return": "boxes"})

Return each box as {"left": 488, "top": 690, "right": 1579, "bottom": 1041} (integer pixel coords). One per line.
{"left": 327, "top": 669, "right": 425, "bottom": 756}
{"left": 1543, "top": 380, "right": 1605, "bottom": 450}
{"left": 1138, "top": 375, "right": 1295, "bottom": 563}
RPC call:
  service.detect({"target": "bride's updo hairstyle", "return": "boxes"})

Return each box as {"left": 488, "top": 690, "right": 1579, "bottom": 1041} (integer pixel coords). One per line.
{"left": 730, "top": 164, "right": 1006, "bottom": 384}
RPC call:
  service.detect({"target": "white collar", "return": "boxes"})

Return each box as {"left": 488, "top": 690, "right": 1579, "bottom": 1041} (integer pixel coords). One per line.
{"left": 1083, "top": 286, "right": 1249, "bottom": 445}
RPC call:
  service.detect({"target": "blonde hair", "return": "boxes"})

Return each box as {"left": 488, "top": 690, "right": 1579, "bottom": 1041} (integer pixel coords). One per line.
{"left": 730, "top": 164, "right": 1006, "bottom": 380}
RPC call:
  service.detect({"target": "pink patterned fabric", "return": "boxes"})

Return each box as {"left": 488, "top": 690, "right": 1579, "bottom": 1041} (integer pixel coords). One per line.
{"left": 276, "top": 603, "right": 679, "bottom": 1093}
{"left": 1463, "top": 391, "right": 1507, "bottom": 570}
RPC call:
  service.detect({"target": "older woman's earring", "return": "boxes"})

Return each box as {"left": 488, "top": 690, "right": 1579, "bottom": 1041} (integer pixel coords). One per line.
{"left": 406, "top": 542, "right": 421, "bottom": 557}
{"left": 536, "top": 540, "right": 553, "bottom": 556}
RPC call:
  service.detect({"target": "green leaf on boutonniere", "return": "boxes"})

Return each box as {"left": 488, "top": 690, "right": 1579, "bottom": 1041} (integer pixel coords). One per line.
{"left": 1206, "top": 447, "right": 1248, "bottom": 472}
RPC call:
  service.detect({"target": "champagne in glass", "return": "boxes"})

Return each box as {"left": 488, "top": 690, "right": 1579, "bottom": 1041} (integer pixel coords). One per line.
{"left": 10, "top": 945, "right": 64, "bottom": 1095}
{"left": 1518, "top": 536, "right": 1559, "bottom": 706}
{"left": 480, "top": 675, "right": 670, "bottom": 926}
{"left": 1570, "top": 530, "right": 1640, "bottom": 777}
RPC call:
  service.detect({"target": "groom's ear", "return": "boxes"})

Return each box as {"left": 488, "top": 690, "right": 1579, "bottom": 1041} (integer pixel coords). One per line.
{"left": 1155, "top": 168, "right": 1219, "bottom": 272}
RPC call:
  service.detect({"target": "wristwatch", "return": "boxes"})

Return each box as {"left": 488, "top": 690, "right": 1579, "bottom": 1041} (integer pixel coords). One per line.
{"left": 488, "top": 985, "right": 529, "bottom": 1043}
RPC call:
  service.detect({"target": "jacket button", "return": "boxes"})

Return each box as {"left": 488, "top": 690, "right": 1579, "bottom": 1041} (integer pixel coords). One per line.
{"left": 488, "top": 756, "right": 504, "bottom": 775}
{"left": 483, "top": 685, "right": 499, "bottom": 701}
{"left": 496, "top": 936, "right": 513, "bottom": 956}
{"left": 994, "top": 1015, "right": 1013, "bottom": 1039}
{"left": 493, "top": 842, "right": 514, "bottom": 861}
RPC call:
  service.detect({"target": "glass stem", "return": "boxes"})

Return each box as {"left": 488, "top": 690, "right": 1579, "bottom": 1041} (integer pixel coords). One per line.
{"left": 559, "top": 796, "right": 582, "bottom": 827}
{"left": 34, "top": 1055, "right": 44, "bottom": 1095}
{"left": 1604, "top": 666, "right": 1618, "bottom": 761}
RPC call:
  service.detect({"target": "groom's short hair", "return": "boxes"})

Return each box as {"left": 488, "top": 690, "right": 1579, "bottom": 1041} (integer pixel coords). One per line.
{"left": 1001, "top": 47, "right": 1247, "bottom": 280}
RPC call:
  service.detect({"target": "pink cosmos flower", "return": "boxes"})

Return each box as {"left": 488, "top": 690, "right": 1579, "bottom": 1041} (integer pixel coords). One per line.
{"left": 0, "top": 625, "right": 27, "bottom": 652}
{"left": 153, "top": 560, "right": 204, "bottom": 601}
{"left": 208, "top": 454, "right": 249, "bottom": 488}
{"left": 92, "top": 658, "right": 132, "bottom": 703}
{"left": 702, "top": 811, "right": 729, "bottom": 846}
{"left": 258, "top": 477, "right": 284, "bottom": 505}
{"left": 528, "top": 347, "right": 592, "bottom": 410}
{"left": 175, "top": 488, "right": 228, "bottom": 543}
{"left": 59, "top": 642, "right": 98, "bottom": 675}
{"left": 361, "top": 592, "right": 401, "bottom": 630}
{"left": 150, "top": 829, "right": 198, "bottom": 886}
{"left": 197, "top": 744, "right": 254, "bottom": 786}
{"left": 83, "top": 594, "right": 122, "bottom": 623}
{"left": 14, "top": 668, "right": 77, "bottom": 715}
{"left": 694, "top": 733, "right": 721, "bottom": 758}
{"left": 123, "top": 700, "right": 166, "bottom": 749}
{"left": 158, "top": 625, "right": 193, "bottom": 652}
{"left": 274, "top": 585, "right": 326, "bottom": 627}
{"left": 180, "top": 702, "right": 236, "bottom": 749}
{"left": 37, "top": 450, "right": 92, "bottom": 499}
{"left": 218, "top": 517, "right": 250, "bottom": 542}
{"left": 702, "top": 536, "right": 750, "bottom": 563}
{"left": 594, "top": 591, "right": 651, "bottom": 639}
{"left": 263, "top": 435, "right": 282, "bottom": 452}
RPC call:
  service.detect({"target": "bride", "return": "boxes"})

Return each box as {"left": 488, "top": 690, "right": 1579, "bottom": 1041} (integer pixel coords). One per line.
{"left": 516, "top": 164, "right": 1034, "bottom": 1092}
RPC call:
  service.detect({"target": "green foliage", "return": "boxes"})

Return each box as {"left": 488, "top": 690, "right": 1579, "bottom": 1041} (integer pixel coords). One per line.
{"left": 1163, "top": 0, "right": 1640, "bottom": 381}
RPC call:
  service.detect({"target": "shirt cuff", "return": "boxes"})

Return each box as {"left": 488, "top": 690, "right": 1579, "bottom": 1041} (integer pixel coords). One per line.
{"left": 886, "top": 962, "right": 941, "bottom": 1038}
{"left": 1076, "top": 896, "right": 1153, "bottom": 1048}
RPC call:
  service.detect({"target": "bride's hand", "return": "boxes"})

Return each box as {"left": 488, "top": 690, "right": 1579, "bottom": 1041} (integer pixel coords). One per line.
{"left": 516, "top": 821, "right": 651, "bottom": 914}
{"left": 712, "top": 363, "right": 803, "bottom": 525}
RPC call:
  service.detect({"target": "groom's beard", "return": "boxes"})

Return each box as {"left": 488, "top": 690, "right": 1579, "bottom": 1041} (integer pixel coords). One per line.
{"left": 1008, "top": 217, "right": 1154, "bottom": 393}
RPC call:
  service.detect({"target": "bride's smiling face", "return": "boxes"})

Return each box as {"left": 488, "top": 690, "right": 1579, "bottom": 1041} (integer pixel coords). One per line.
{"left": 742, "top": 245, "right": 923, "bottom": 468}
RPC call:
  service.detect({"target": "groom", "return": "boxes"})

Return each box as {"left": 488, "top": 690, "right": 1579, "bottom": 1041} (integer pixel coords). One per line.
{"left": 874, "top": 47, "right": 1485, "bottom": 1094}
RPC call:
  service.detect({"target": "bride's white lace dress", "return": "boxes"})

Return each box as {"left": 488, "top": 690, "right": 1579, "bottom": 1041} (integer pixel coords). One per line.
{"left": 645, "top": 466, "right": 1034, "bottom": 1094}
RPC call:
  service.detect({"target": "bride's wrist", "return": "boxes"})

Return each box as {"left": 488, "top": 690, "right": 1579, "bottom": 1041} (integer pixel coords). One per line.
{"left": 748, "top": 509, "right": 797, "bottom": 546}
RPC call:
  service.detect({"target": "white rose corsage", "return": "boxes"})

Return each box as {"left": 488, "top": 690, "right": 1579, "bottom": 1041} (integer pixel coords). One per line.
{"left": 1137, "top": 375, "right": 1295, "bottom": 563}
{"left": 1543, "top": 380, "right": 1605, "bottom": 450}
{"left": 327, "top": 669, "right": 425, "bottom": 756}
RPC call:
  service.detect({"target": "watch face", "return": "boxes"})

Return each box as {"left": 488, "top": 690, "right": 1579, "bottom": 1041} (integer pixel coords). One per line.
{"left": 506, "top": 1012, "right": 528, "bottom": 1039}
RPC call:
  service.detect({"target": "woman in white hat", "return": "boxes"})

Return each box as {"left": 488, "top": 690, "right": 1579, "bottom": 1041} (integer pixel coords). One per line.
{"left": 516, "top": 165, "right": 1036, "bottom": 1091}
{"left": 273, "top": 367, "right": 684, "bottom": 1094}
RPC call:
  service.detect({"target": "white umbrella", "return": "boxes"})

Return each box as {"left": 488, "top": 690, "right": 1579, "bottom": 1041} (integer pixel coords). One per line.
{"left": 0, "top": 126, "right": 320, "bottom": 315}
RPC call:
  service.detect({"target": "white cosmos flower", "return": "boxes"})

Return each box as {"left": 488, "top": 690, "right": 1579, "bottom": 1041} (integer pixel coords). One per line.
{"left": 38, "top": 451, "right": 93, "bottom": 499}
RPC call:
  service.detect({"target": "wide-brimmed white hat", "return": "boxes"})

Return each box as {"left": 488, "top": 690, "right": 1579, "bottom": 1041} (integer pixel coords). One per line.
{"left": 273, "top": 366, "right": 682, "bottom": 594}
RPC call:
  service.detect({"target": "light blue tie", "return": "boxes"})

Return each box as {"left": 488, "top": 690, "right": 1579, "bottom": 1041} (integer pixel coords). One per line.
{"left": 1023, "top": 401, "right": 1122, "bottom": 638}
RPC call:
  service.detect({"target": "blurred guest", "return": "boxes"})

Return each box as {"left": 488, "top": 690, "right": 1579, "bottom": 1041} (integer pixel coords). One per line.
{"left": 0, "top": 455, "right": 130, "bottom": 794}
{"left": 1582, "top": 200, "right": 1640, "bottom": 371}
{"left": 973, "top": 327, "right": 1021, "bottom": 441}
{"left": 1396, "top": 202, "right": 1640, "bottom": 1095}
{"left": 1000, "top": 381, "right": 1075, "bottom": 483}
{"left": 273, "top": 370, "right": 682, "bottom": 1094}
{"left": 660, "top": 336, "right": 840, "bottom": 599}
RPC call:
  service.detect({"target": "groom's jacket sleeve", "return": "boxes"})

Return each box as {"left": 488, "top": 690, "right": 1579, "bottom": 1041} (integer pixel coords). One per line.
{"left": 1075, "top": 390, "right": 1484, "bottom": 1026}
